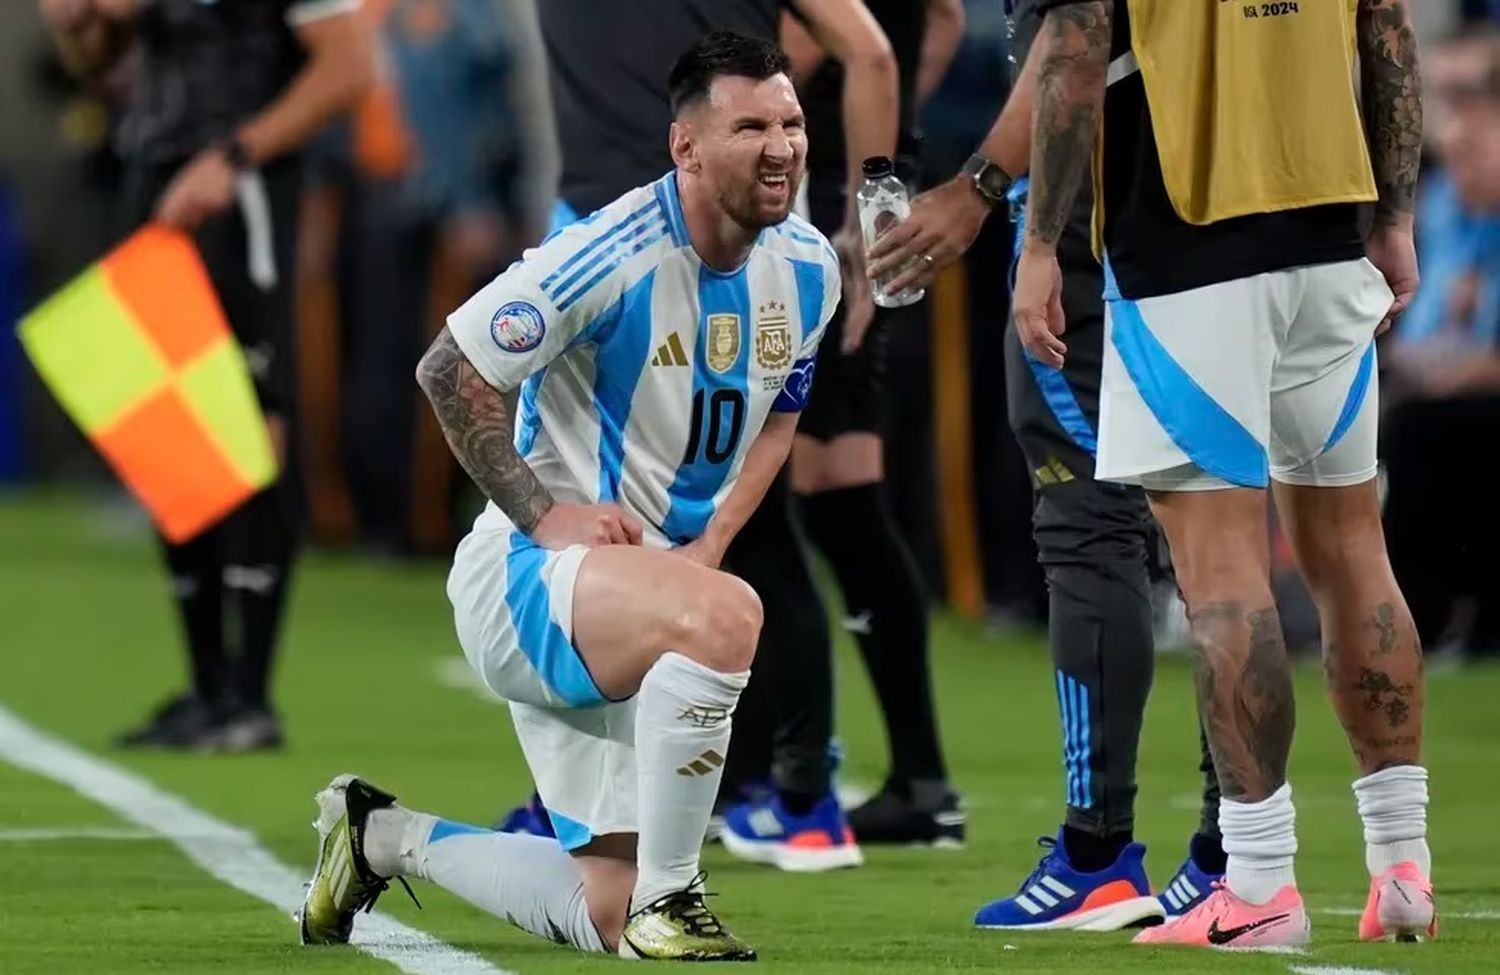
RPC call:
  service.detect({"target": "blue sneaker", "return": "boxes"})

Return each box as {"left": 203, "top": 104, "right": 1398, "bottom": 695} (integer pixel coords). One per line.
{"left": 974, "top": 833, "right": 1165, "bottom": 931}
{"left": 493, "top": 791, "right": 554, "bottom": 838}
{"left": 719, "top": 793, "right": 863, "bottom": 872}
{"left": 1157, "top": 849, "right": 1222, "bottom": 917}
{"left": 707, "top": 778, "right": 773, "bottom": 843}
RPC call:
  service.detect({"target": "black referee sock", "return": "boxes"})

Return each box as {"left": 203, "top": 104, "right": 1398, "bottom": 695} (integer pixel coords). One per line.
{"left": 800, "top": 483, "right": 947, "bottom": 786}
{"left": 227, "top": 483, "right": 299, "bottom": 711}
{"left": 162, "top": 531, "right": 227, "bottom": 705}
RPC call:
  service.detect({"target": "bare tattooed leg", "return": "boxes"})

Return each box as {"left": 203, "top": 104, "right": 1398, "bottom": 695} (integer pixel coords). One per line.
{"left": 1150, "top": 489, "right": 1294, "bottom": 803}
{"left": 1189, "top": 603, "right": 1296, "bottom": 802}
{"left": 1272, "top": 482, "right": 1423, "bottom": 773}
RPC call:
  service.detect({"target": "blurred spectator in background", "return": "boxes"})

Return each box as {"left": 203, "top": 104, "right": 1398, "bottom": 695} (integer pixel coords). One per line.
{"left": 38, "top": 0, "right": 372, "bottom": 750}
{"left": 1382, "top": 26, "right": 1500, "bottom": 658}
{"left": 297, "top": 0, "right": 538, "bottom": 557}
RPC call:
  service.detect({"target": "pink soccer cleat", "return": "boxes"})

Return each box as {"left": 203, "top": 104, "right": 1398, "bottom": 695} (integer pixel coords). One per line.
{"left": 1359, "top": 861, "right": 1437, "bottom": 942}
{"left": 1132, "top": 880, "right": 1309, "bottom": 949}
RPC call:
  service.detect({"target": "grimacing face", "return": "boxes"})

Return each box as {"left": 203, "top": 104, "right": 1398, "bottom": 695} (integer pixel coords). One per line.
{"left": 684, "top": 73, "right": 808, "bottom": 230}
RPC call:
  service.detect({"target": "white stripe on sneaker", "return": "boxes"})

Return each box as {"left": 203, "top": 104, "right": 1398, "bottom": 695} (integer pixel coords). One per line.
{"left": 1028, "top": 886, "right": 1059, "bottom": 908}
{"left": 1178, "top": 876, "right": 1200, "bottom": 900}
{"left": 1164, "top": 888, "right": 1182, "bottom": 910}
{"left": 1015, "top": 894, "right": 1044, "bottom": 915}
{"left": 1040, "top": 876, "right": 1075, "bottom": 898}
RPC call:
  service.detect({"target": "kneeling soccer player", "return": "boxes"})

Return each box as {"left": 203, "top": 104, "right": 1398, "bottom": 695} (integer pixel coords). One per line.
{"left": 297, "top": 31, "right": 842, "bottom": 961}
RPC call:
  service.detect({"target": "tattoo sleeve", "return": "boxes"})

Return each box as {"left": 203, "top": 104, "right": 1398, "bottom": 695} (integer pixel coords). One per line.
{"left": 415, "top": 327, "right": 555, "bottom": 532}
{"left": 1024, "top": 1, "right": 1112, "bottom": 248}
{"left": 1356, "top": 0, "right": 1423, "bottom": 225}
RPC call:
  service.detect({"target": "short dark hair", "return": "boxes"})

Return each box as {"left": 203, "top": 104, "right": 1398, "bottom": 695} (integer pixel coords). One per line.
{"left": 667, "top": 30, "right": 791, "bottom": 116}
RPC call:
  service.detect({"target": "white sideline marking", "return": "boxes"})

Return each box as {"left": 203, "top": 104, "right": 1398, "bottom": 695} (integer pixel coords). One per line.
{"left": 0, "top": 705, "right": 515, "bottom": 975}
{"left": 1319, "top": 906, "right": 1500, "bottom": 921}
{"left": 0, "top": 826, "right": 157, "bottom": 841}
{"left": 1289, "top": 967, "right": 1401, "bottom": 975}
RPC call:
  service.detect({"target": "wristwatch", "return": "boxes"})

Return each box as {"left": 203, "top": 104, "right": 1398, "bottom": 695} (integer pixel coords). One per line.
{"left": 218, "top": 135, "right": 253, "bottom": 171}
{"left": 960, "top": 153, "right": 1013, "bottom": 208}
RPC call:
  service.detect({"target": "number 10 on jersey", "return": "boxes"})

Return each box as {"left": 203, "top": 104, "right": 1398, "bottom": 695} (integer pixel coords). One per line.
{"left": 683, "top": 388, "right": 747, "bottom": 465}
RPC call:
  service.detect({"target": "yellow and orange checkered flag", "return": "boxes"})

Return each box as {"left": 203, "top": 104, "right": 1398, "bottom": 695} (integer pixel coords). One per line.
{"left": 19, "top": 226, "right": 277, "bottom": 542}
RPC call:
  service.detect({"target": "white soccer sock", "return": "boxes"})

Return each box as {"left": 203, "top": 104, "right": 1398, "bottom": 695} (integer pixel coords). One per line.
{"left": 632, "top": 651, "right": 748, "bottom": 911}
{"left": 365, "top": 807, "right": 606, "bottom": 953}
{"left": 1220, "top": 782, "right": 1298, "bottom": 905}
{"left": 1353, "top": 764, "right": 1431, "bottom": 877}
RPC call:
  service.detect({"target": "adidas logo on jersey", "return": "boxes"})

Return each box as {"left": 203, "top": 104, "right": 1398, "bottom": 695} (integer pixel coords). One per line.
{"left": 651, "top": 332, "right": 689, "bottom": 367}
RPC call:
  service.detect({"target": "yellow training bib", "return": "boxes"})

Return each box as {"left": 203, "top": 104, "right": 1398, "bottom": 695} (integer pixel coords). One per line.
{"left": 1123, "top": 0, "right": 1377, "bottom": 225}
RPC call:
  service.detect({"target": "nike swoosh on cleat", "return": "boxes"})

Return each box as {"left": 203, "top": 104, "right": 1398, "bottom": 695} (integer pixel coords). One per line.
{"left": 1206, "top": 913, "right": 1290, "bottom": 945}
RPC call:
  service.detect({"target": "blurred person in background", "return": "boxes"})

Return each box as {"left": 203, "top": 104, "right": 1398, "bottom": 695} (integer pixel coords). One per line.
{"left": 1382, "top": 25, "right": 1500, "bottom": 658}
{"left": 866, "top": 0, "right": 1221, "bottom": 930}
{"left": 495, "top": 0, "right": 904, "bottom": 867}
{"left": 39, "top": 0, "right": 373, "bottom": 750}
{"left": 719, "top": 0, "right": 969, "bottom": 865}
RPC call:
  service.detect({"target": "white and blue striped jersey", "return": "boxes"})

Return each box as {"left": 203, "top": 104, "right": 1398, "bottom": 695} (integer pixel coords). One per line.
{"left": 448, "top": 171, "right": 842, "bottom": 546}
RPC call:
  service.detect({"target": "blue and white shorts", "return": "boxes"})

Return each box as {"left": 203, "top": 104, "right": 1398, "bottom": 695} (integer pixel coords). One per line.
{"left": 1095, "top": 259, "right": 1393, "bottom": 492}
{"left": 447, "top": 528, "right": 638, "bottom": 848}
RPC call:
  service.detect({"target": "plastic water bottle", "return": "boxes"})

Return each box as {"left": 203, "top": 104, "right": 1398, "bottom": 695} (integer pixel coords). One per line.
{"left": 856, "top": 156, "right": 925, "bottom": 308}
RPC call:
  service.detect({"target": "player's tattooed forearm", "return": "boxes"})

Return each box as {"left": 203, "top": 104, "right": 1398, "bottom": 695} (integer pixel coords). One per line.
{"left": 1357, "top": 0, "right": 1422, "bottom": 224}
{"left": 1188, "top": 602, "right": 1295, "bottom": 801}
{"left": 1026, "top": 1, "right": 1112, "bottom": 247}
{"left": 416, "top": 328, "right": 555, "bottom": 532}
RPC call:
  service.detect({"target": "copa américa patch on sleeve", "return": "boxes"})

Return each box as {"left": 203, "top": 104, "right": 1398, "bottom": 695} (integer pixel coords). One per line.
{"left": 490, "top": 301, "right": 546, "bottom": 354}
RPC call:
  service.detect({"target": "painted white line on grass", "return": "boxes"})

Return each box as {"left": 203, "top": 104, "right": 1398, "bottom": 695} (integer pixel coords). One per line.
{"left": 1319, "top": 906, "right": 1500, "bottom": 921}
{"left": 0, "top": 705, "right": 515, "bottom": 975}
{"left": 0, "top": 826, "right": 157, "bottom": 841}
{"left": 1289, "top": 967, "right": 1401, "bottom": 975}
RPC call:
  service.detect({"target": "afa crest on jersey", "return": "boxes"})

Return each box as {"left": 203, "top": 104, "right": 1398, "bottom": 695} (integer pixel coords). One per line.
{"left": 491, "top": 301, "right": 546, "bottom": 353}
{"left": 755, "top": 302, "right": 792, "bottom": 370}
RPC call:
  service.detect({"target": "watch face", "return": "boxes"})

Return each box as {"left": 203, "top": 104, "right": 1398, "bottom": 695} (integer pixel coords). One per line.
{"left": 973, "top": 160, "right": 1010, "bottom": 202}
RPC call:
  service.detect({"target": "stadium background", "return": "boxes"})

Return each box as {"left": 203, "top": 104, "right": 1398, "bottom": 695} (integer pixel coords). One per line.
{"left": 1, "top": 1, "right": 1497, "bottom": 972}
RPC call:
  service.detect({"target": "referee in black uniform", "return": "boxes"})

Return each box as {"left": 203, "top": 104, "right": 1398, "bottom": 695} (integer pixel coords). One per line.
{"left": 41, "top": 0, "right": 372, "bottom": 750}
{"left": 867, "top": 0, "right": 1224, "bottom": 923}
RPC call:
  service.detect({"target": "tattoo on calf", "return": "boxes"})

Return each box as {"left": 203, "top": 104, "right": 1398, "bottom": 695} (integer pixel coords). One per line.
{"left": 1354, "top": 667, "right": 1415, "bottom": 730}
{"left": 1188, "top": 602, "right": 1296, "bottom": 801}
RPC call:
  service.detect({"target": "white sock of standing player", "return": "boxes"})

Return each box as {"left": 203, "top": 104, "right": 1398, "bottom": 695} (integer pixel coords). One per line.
{"left": 1353, "top": 764, "right": 1432, "bottom": 877}
{"left": 631, "top": 650, "right": 749, "bottom": 911}
{"left": 1220, "top": 782, "right": 1299, "bottom": 905}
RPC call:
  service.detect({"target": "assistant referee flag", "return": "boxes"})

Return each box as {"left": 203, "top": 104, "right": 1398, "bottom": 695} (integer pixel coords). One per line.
{"left": 19, "top": 226, "right": 276, "bottom": 541}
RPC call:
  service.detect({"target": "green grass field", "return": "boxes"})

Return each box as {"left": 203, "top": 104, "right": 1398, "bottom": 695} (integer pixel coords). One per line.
{"left": 1, "top": 493, "right": 1496, "bottom": 974}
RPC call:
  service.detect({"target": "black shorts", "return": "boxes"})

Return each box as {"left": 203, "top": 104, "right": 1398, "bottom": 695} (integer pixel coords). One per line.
{"left": 121, "top": 155, "right": 302, "bottom": 418}
{"left": 797, "top": 177, "right": 898, "bottom": 441}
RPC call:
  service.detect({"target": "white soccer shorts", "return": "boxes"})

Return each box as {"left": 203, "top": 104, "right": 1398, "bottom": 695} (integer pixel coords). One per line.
{"left": 446, "top": 527, "right": 638, "bottom": 849}
{"left": 1095, "top": 258, "right": 1393, "bottom": 492}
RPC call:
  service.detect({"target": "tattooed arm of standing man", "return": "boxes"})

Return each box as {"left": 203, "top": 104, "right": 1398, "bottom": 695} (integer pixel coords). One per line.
{"left": 1011, "top": 1, "right": 1113, "bottom": 368}
{"left": 1356, "top": 0, "right": 1424, "bottom": 332}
